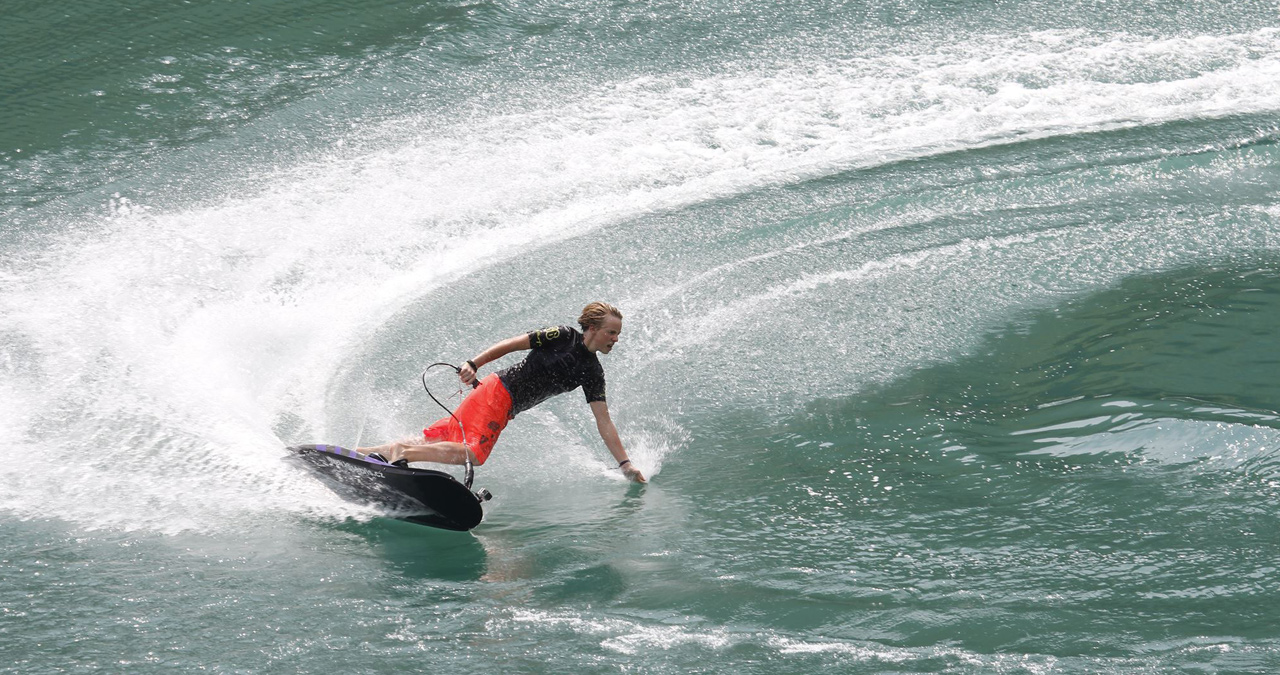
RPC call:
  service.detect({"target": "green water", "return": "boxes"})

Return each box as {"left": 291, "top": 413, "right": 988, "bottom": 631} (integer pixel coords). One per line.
{"left": 3, "top": 0, "right": 1280, "bottom": 672}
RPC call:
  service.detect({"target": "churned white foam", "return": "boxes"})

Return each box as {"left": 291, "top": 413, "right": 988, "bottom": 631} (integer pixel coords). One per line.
{"left": 501, "top": 27, "right": 1280, "bottom": 198}
{"left": 505, "top": 609, "right": 1009, "bottom": 667}
{"left": 507, "top": 609, "right": 735, "bottom": 654}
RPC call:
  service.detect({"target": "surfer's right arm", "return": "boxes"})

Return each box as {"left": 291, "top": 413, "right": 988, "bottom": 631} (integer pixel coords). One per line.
{"left": 459, "top": 334, "right": 532, "bottom": 383}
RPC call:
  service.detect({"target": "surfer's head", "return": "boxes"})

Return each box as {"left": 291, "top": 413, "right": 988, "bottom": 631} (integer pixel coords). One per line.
{"left": 580, "top": 302, "right": 623, "bottom": 354}
{"left": 578, "top": 301, "right": 622, "bottom": 331}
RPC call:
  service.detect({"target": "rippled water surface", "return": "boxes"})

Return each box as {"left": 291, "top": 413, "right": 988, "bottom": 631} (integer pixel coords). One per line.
{"left": 3, "top": 0, "right": 1279, "bottom": 672}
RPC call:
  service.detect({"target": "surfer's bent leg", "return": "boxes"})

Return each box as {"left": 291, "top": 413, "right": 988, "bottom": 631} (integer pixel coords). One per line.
{"left": 414, "top": 374, "right": 510, "bottom": 465}
{"left": 356, "top": 439, "right": 476, "bottom": 465}
{"left": 391, "top": 440, "right": 477, "bottom": 465}
{"left": 359, "top": 374, "right": 509, "bottom": 466}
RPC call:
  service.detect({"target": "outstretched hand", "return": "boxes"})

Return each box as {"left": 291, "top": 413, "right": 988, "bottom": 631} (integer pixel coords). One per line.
{"left": 623, "top": 463, "right": 647, "bottom": 483}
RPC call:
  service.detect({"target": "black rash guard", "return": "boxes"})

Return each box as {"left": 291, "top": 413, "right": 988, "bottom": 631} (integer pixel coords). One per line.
{"left": 497, "top": 325, "right": 606, "bottom": 417}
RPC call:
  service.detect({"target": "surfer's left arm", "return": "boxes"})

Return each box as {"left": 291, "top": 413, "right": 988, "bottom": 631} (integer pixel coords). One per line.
{"left": 590, "top": 400, "right": 645, "bottom": 483}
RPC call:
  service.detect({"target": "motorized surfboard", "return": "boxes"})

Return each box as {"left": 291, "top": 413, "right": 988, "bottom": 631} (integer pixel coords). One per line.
{"left": 289, "top": 444, "right": 490, "bottom": 531}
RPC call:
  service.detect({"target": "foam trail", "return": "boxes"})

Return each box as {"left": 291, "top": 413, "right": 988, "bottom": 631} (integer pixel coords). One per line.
{"left": 2, "top": 26, "right": 1278, "bottom": 532}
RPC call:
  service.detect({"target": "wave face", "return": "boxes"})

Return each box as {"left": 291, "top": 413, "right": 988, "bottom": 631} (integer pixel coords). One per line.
{"left": 3, "top": 0, "right": 1279, "bottom": 672}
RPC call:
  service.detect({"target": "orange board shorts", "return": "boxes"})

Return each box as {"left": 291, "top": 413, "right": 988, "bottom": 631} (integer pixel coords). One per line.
{"left": 422, "top": 373, "right": 512, "bottom": 465}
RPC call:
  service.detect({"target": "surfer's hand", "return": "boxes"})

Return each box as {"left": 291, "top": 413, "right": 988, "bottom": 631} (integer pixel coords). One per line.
{"left": 459, "top": 362, "right": 478, "bottom": 384}
{"left": 622, "top": 463, "right": 647, "bottom": 483}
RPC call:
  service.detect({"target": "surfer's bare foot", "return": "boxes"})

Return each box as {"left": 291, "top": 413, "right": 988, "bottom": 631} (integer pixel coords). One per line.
{"left": 356, "top": 444, "right": 390, "bottom": 461}
{"left": 386, "top": 442, "right": 413, "bottom": 466}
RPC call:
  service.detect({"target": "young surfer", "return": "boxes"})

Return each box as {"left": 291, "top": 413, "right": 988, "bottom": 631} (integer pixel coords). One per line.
{"left": 358, "top": 302, "right": 646, "bottom": 483}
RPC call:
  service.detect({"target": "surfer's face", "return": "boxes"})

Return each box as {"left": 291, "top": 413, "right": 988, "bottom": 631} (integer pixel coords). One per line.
{"left": 584, "top": 315, "right": 622, "bottom": 354}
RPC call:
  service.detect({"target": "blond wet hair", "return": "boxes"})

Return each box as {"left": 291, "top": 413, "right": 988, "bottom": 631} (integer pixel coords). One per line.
{"left": 578, "top": 301, "right": 622, "bottom": 330}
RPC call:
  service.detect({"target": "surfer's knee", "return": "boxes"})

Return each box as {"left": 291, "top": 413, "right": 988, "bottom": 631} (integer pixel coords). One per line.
{"left": 466, "top": 445, "right": 490, "bottom": 466}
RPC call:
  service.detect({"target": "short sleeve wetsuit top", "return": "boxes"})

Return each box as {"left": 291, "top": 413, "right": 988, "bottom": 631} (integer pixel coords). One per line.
{"left": 498, "top": 325, "right": 606, "bottom": 416}
{"left": 422, "top": 324, "right": 607, "bottom": 464}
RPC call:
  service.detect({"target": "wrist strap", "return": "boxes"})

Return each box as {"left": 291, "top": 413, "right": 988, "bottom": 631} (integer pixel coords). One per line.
{"left": 466, "top": 359, "right": 478, "bottom": 371}
{"left": 619, "top": 459, "right": 631, "bottom": 468}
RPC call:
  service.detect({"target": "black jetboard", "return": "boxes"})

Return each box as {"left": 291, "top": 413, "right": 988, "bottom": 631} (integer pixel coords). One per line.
{"left": 289, "top": 444, "right": 485, "bottom": 531}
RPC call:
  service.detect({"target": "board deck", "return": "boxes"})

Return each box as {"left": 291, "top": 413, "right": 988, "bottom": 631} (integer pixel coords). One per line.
{"left": 289, "top": 444, "right": 485, "bottom": 531}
